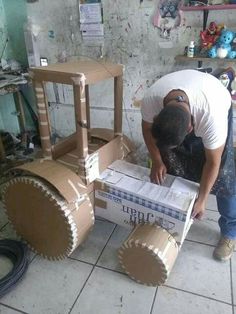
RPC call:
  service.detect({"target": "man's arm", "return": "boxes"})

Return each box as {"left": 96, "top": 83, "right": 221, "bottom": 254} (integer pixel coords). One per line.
{"left": 142, "top": 120, "right": 167, "bottom": 184}
{"left": 192, "top": 144, "right": 224, "bottom": 219}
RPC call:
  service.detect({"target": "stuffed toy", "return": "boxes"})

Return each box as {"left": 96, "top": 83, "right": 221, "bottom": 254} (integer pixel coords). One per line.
{"left": 208, "top": 29, "right": 236, "bottom": 59}
{"left": 200, "top": 22, "right": 224, "bottom": 49}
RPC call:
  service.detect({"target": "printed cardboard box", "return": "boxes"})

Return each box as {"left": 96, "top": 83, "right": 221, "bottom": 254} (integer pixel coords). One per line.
{"left": 95, "top": 160, "right": 199, "bottom": 244}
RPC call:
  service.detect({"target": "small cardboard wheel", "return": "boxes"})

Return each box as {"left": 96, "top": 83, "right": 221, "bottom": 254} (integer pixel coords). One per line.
{"left": 118, "top": 224, "right": 179, "bottom": 286}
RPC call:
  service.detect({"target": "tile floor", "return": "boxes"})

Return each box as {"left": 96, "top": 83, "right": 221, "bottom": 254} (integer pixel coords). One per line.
{"left": 0, "top": 195, "right": 235, "bottom": 314}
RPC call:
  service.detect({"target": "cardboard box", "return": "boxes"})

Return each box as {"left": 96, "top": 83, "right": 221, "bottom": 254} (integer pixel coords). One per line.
{"left": 95, "top": 160, "right": 199, "bottom": 244}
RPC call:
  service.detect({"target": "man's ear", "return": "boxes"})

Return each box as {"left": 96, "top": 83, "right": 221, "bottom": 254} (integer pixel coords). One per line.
{"left": 188, "top": 123, "right": 193, "bottom": 134}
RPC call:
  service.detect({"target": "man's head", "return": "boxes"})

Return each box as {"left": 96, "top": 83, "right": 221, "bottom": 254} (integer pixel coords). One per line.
{"left": 151, "top": 105, "right": 191, "bottom": 149}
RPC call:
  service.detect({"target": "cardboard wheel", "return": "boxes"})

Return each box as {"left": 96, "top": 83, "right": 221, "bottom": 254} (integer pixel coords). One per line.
{"left": 118, "top": 224, "right": 179, "bottom": 286}
{"left": 2, "top": 176, "right": 93, "bottom": 260}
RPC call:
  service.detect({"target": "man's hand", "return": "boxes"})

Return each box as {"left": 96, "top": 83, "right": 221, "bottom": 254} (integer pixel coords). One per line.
{"left": 150, "top": 160, "right": 167, "bottom": 185}
{"left": 191, "top": 198, "right": 206, "bottom": 220}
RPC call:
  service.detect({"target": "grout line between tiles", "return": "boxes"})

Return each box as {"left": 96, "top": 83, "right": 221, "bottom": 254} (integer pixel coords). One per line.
{"left": 68, "top": 256, "right": 126, "bottom": 276}
{"left": 0, "top": 303, "right": 29, "bottom": 314}
{"left": 150, "top": 287, "right": 158, "bottom": 314}
{"left": 95, "top": 264, "right": 125, "bottom": 275}
{"left": 67, "top": 266, "right": 94, "bottom": 314}
{"left": 164, "top": 284, "right": 232, "bottom": 306}
{"left": 230, "top": 259, "right": 235, "bottom": 314}
{"left": 68, "top": 224, "right": 118, "bottom": 314}
{"left": 68, "top": 257, "right": 94, "bottom": 267}
{"left": 185, "top": 238, "right": 217, "bottom": 248}
{"left": 94, "top": 224, "right": 118, "bottom": 266}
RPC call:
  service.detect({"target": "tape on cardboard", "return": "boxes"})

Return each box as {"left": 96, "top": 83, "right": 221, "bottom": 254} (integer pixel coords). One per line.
{"left": 95, "top": 198, "right": 107, "bottom": 209}
{"left": 72, "top": 73, "right": 86, "bottom": 94}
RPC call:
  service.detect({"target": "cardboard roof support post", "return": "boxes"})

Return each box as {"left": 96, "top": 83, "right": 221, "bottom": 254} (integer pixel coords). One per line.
{"left": 33, "top": 81, "right": 52, "bottom": 159}
{"left": 72, "top": 75, "right": 89, "bottom": 182}
{"left": 118, "top": 224, "right": 179, "bottom": 286}
{"left": 114, "top": 75, "right": 123, "bottom": 136}
{"left": 85, "top": 85, "right": 91, "bottom": 142}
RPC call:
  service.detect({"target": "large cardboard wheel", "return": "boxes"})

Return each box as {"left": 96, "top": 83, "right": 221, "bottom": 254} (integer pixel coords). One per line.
{"left": 118, "top": 224, "right": 179, "bottom": 286}
{"left": 2, "top": 176, "right": 94, "bottom": 260}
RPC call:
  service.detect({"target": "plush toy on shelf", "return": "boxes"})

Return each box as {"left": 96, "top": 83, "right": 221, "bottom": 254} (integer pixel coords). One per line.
{"left": 208, "top": 29, "right": 236, "bottom": 59}
{"left": 200, "top": 22, "right": 224, "bottom": 49}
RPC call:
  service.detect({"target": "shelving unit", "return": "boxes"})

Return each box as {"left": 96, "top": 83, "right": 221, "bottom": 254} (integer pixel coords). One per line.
{"left": 180, "top": 4, "right": 236, "bottom": 11}
{"left": 178, "top": 4, "right": 236, "bottom": 147}
{"left": 180, "top": 4, "right": 236, "bottom": 29}
{"left": 175, "top": 55, "right": 236, "bottom": 63}
{"left": 177, "top": 4, "right": 236, "bottom": 66}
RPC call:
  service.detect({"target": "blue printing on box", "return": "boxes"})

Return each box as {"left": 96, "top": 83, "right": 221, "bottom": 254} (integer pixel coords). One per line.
{"left": 108, "top": 186, "right": 187, "bottom": 222}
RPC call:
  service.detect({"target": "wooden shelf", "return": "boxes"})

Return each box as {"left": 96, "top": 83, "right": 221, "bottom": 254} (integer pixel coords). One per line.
{"left": 180, "top": 4, "right": 236, "bottom": 11}
{"left": 175, "top": 55, "right": 236, "bottom": 63}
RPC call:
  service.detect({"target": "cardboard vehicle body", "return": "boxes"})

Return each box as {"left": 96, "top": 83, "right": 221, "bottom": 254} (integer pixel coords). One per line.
{"left": 95, "top": 160, "right": 200, "bottom": 244}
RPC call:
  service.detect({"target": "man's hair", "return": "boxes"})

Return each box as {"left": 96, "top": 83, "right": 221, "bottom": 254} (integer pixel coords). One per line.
{"left": 151, "top": 105, "right": 190, "bottom": 149}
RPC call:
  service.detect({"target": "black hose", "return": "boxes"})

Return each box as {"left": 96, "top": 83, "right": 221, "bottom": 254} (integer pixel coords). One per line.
{"left": 0, "top": 239, "right": 29, "bottom": 298}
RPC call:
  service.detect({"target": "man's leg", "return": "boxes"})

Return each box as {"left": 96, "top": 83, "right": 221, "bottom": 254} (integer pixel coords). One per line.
{"left": 213, "top": 194, "right": 236, "bottom": 261}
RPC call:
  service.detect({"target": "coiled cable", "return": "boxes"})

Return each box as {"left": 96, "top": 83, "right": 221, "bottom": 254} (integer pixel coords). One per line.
{"left": 0, "top": 239, "right": 29, "bottom": 298}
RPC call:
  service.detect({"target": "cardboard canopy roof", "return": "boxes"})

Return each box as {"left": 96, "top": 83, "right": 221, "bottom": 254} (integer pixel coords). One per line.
{"left": 30, "top": 60, "right": 124, "bottom": 85}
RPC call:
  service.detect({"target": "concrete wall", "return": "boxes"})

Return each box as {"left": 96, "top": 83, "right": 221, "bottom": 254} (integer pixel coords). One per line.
{"left": 25, "top": 0, "right": 236, "bottom": 162}
{"left": 2, "top": 0, "right": 28, "bottom": 66}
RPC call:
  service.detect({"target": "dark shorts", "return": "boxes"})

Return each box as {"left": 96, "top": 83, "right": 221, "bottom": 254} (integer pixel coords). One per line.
{"left": 160, "top": 107, "right": 236, "bottom": 197}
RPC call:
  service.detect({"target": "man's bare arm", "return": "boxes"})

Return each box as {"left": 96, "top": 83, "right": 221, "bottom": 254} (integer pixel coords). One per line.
{"left": 192, "top": 144, "right": 224, "bottom": 219}
{"left": 142, "top": 120, "right": 167, "bottom": 184}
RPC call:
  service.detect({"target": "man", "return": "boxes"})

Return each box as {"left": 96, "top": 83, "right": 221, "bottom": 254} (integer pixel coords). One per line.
{"left": 141, "top": 69, "right": 236, "bottom": 261}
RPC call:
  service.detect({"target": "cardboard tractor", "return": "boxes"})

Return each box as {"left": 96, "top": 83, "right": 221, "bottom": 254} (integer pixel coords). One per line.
{"left": 2, "top": 60, "right": 196, "bottom": 286}
{"left": 2, "top": 60, "right": 134, "bottom": 259}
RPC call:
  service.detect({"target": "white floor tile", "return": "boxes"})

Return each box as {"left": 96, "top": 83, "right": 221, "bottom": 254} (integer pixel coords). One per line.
{"left": 71, "top": 267, "right": 156, "bottom": 314}
{"left": 97, "top": 225, "right": 131, "bottom": 272}
{"left": 0, "top": 305, "right": 22, "bottom": 314}
{"left": 167, "top": 241, "right": 231, "bottom": 303}
{"left": 70, "top": 220, "right": 115, "bottom": 264}
{"left": 186, "top": 210, "right": 220, "bottom": 246}
{"left": 206, "top": 194, "right": 218, "bottom": 211}
{"left": 152, "top": 286, "right": 232, "bottom": 314}
{"left": 0, "top": 256, "right": 92, "bottom": 314}
{"left": 231, "top": 254, "right": 236, "bottom": 305}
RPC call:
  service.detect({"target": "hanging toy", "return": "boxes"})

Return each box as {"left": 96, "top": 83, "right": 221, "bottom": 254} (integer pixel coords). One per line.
{"left": 153, "top": 0, "right": 183, "bottom": 40}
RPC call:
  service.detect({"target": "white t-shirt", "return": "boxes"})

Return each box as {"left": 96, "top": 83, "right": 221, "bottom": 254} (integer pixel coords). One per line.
{"left": 141, "top": 69, "right": 232, "bottom": 149}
